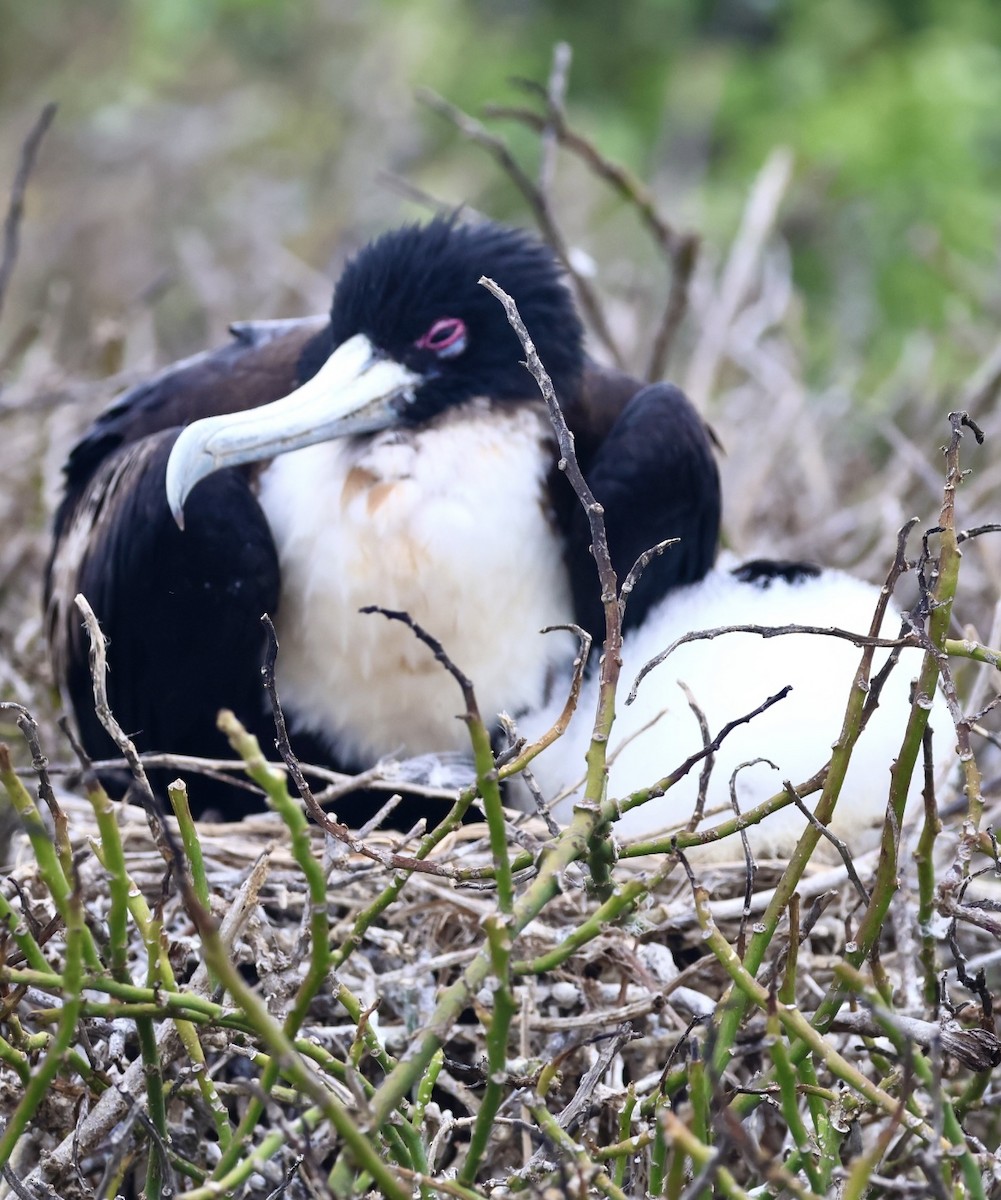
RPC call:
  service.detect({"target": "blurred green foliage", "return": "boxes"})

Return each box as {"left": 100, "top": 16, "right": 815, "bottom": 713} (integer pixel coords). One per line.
{"left": 2, "top": 0, "right": 999, "bottom": 385}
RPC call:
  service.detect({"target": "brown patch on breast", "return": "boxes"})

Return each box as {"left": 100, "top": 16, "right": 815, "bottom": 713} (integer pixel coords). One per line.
{"left": 367, "top": 481, "right": 401, "bottom": 515}
{"left": 341, "top": 464, "right": 380, "bottom": 507}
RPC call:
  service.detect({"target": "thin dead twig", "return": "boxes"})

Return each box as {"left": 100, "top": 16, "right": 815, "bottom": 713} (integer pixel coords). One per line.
{"left": 486, "top": 99, "right": 684, "bottom": 255}
{"left": 74, "top": 594, "right": 179, "bottom": 877}
{"left": 259, "top": 615, "right": 469, "bottom": 882}
{"left": 0, "top": 702, "right": 59, "bottom": 823}
{"left": 0, "top": 102, "right": 57, "bottom": 326}
{"left": 684, "top": 146, "right": 793, "bottom": 408}
{"left": 361, "top": 605, "right": 479, "bottom": 720}
{"left": 536, "top": 42, "right": 572, "bottom": 198}
{"left": 678, "top": 680, "right": 715, "bottom": 831}
{"left": 625, "top": 685, "right": 795, "bottom": 812}
{"left": 629, "top": 622, "right": 919, "bottom": 704}
{"left": 481, "top": 276, "right": 623, "bottom": 694}
{"left": 787, "top": 784, "right": 870, "bottom": 905}
{"left": 486, "top": 95, "right": 699, "bottom": 379}
{"left": 417, "top": 86, "right": 624, "bottom": 368}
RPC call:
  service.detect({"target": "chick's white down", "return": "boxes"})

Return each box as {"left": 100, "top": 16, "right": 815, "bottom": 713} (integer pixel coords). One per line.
{"left": 517, "top": 565, "right": 953, "bottom": 862}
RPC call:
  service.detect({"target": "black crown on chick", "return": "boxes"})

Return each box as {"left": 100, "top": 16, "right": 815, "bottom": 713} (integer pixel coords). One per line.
{"left": 318, "top": 217, "right": 586, "bottom": 421}
{"left": 46, "top": 215, "right": 721, "bottom": 824}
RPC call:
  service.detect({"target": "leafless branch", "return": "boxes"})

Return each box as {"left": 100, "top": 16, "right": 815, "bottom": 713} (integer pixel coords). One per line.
{"left": 360, "top": 605, "right": 479, "bottom": 719}
{"left": 0, "top": 102, "right": 57, "bottom": 326}
{"left": 484, "top": 96, "right": 698, "bottom": 378}
{"left": 786, "top": 784, "right": 870, "bottom": 904}
{"left": 537, "top": 42, "right": 572, "bottom": 197}
{"left": 629, "top": 622, "right": 918, "bottom": 704}
{"left": 684, "top": 146, "right": 793, "bottom": 408}
{"left": 259, "top": 615, "right": 474, "bottom": 881}
{"left": 73, "top": 594, "right": 178, "bottom": 875}
{"left": 678, "top": 680, "right": 714, "bottom": 830}
{"left": 625, "top": 685, "right": 794, "bottom": 811}
{"left": 620, "top": 537, "right": 680, "bottom": 605}
{"left": 417, "top": 86, "right": 624, "bottom": 367}
{"left": 481, "top": 276, "right": 622, "bottom": 693}
{"left": 0, "top": 702, "right": 59, "bottom": 824}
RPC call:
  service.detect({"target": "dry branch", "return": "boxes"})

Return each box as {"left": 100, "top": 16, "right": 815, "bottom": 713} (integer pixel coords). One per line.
{"left": 0, "top": 103, "right": 56, "bottom": 326}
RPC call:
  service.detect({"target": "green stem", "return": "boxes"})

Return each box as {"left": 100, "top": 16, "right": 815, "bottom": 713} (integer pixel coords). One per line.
{"left": 767, "top": 1006, "right": 822, "bottom": 1192}
{"left": 363, "top": 803, "right": 597, "bottom": 1133}
{"left": 214, "top": 759, "right": 338, "bottom": 1178}
{"left": 86, "top": 777, "right": 131, "bottom": 981}
{"left": 915, "top": 728, "right": 942, "bottom": 1008}
{"left": 0, "top": 746, "right": 102, "bottom": 971}
{"left": 526, "top": 1099, "right": 631, "bottom": 1200}
{"left": 169, "top": 781, "right": 211, "bottom": 909}
{"left": 0, "top": 1034, "right": 29, "bottom": 1085}
{"left": 512, "top": 862, "right": 672, "bottom": 973}
{"left": 944, "top": 636, "right": 1001, "bottom": 669}
{"left": 694, "top": 881, "right": 936, "bottom": 1142}
{"left": 459, "top": 916, "right": 515, "bottom": 1185}
{"left": 89, "top": 842, "right": 233, "bottom": 1148}
{"left": 0, "top": 887, "right": 49, "bottom": 974}
{"left": 140, "top": 915, "right": 168, "bottom": 1199}
{"left": 467, "top": 715, "right": 514, "bottom": 915}
{"left": 0, "top": 873, "right": 85, "bottom": 1169}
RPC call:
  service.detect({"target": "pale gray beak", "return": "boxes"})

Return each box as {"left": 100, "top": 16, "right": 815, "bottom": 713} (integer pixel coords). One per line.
{"left": 165, "top": 333, "right": 419, "bottom": 528}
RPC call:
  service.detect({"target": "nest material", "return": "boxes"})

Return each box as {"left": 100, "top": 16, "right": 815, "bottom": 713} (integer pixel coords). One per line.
{"left": 3, "top": 779, "right": 1000, "bottom": 1198}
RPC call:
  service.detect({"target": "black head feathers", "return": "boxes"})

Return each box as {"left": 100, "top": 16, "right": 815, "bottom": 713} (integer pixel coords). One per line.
{"left": 299, "top": 216, "right": 586, "bottom": 423}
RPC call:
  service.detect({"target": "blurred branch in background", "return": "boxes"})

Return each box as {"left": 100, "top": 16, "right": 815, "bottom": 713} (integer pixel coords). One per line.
{"left": 0, "top": 102, "right": 56, "bottom": 328}
{"left": 0, "top": 13, "right": 999, "bottom": 774}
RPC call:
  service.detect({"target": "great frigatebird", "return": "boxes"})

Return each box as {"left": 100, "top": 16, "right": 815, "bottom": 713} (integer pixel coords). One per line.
{"left": 46, "top": 216, "right": 721, "bottom": 821}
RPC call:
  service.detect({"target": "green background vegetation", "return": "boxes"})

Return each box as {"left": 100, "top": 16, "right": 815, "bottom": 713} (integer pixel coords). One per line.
{"left": 3, "top": 0, "right": 1000, "bottom": 388}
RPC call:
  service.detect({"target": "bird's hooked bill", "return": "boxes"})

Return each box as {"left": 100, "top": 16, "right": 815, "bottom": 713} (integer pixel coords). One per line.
{"left": 164, "top": 333, "right": 420, "bottom": 528}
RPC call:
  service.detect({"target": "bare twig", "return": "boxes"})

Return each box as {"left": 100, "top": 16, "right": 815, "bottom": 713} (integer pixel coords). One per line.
{"left": 481, "top": 275, "right": 622, "bottom": 681}
{"left": 485, "top": 100, "right": 687, "bottom": 255}
{"left": 375, "top": 170, "right": 459, "bottom": 218}
{"left": 537, "top": 42, "right": 572, "bottom": 197}
{"left": 497, "top": 622, "right": 592, "bottom": 783}
{"left": 629, "top": 621, "right": 918, "bottom": 703}
{"left": 728, "top": 757, "right": 772, "bottom": 952}
{"left": 255, "top": 620, "right": 466, "bottom": 880}
{"left": 73, "top": 594, "right": 178, "bottom": 879}
{"left": 619, "top": 537, "right": 680, "bottom": 606}
{"left": 73, "top": 597, "right": 155, "bottom": 806}
{"left": 28, "top": 750, "right": 462, "bottom": 804}
{"left": 0, "top": 702, "right": 59, "bottom": 824}
{"left": 0, "top": 102, "right": 57, "bottom": 325}
{"left": 418, "top": 87, "right": 624, "bottom": 366}
{"left": 684, "top": 146, "right": 794, "bottom": 408}
{"left": 831, "top": 1010, "right": 1001, "bottom": 1072}
{"left": 786, "top": 784, "right": 870, "bottom": 904}
{"left": 678, "top": 680, "right": 714, "bottom": 829}
{"left": 260, "top": 615, "right": 318, "bottom": 810}
{"left": 484, "top": 96, "right": 699, "bottom": 377}
{"left": 360, "top": 605, "right": 479, "bottom": 719}
{"left": 621, "top": 685, "right": 794, "bottom": 815}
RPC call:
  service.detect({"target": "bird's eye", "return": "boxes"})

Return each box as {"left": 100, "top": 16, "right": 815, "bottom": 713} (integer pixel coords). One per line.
{"left": 415, "top": 317, "right": 467, "bottom": 359}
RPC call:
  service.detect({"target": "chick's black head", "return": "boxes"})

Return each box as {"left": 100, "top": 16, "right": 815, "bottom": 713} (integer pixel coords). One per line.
{"left": 320, "top": 216, "right": 586, "bottom": 423}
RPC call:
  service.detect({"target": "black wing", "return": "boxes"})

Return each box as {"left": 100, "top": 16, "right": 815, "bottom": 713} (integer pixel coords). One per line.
{"left": 562, "top": 378, "right": 721, "bottom": 646}
{"left": 44, "top": 319, "right": 330, "bottom": 816}
{"left": 46, "top": 431, "right": 281, "bottom": 816}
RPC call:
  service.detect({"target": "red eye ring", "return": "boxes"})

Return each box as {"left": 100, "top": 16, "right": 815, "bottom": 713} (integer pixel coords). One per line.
{"left": 415, "top": 317, "right": 467, "bottom": 358}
